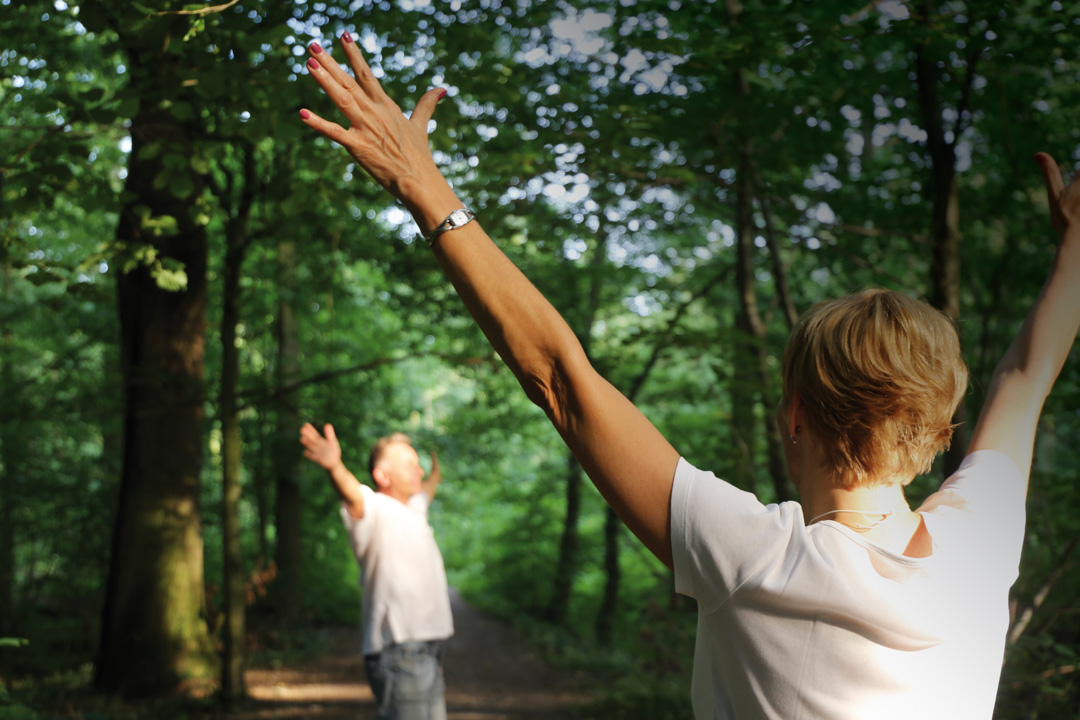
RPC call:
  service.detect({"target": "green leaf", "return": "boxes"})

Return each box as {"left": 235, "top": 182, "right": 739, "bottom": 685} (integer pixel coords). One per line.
{"left": 79, "top": 86, "right": 106, "bottom": 104}
{"left": 117, "top": 95, "right": 140, "bottom": 120}
{"left": 138, "top": 141, "right": 163, "bottom": 161}
{"left": 190, "top": 155, "right": 211, "bottom": 175}
{"left": 140, "top": 212, "right": 178, "bottom": 237}
{"left": 169, "top": 174, "right": 195, "bottom": 199}
{"left": 23, "top": 266, "right": 66, "bottom": 286}
{"left": 169, "top": 102, "right": 196, "bottom": 122}
{"left": 153, "top": 259, "right": 188, "bottom": 291}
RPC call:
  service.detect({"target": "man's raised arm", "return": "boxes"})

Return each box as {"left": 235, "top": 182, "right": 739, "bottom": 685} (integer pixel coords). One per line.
{"left": 301, "top": 422, "right": 366, "bottom": 519}
{"left": 298, "top": 37, "right": 680, "bottom": 566}
{"left": 967, "top": 153, "right": 1080, "bottom": 488}
{"left": 422, "top": 451, "right": 443, "bottom": 501}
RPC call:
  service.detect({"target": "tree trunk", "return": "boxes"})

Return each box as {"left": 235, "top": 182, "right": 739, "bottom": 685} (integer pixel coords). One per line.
{"left": 220, "top": 188, "right": 252, "bottom": 703}
{"left": 915, "top": 5, "right": 968, "bottom": 477}
{"left": 594, "top": 286, "right": 699, "bottom": 642}
{"left": 595, "top": 506, "right": 621, "bottom": 645}
{"left": 547, "top": 453, "right": 582, "bottom": 624}
{"left": 727, "top": 0, "right": 791, "bottom": 501}
{"left": 547, "top": 228, "right": 607, "bottom": 624}
{"left": 731, "top": 145, "right": 763, "bottom": 495}
{"left": 0, "top": 260, "right": 17, "bottom": 686}
{"left": 94, "top": 97, "right": 216, "bottom": 696}
{"left": 272, "top": 238, "right": 303, "bottom": 626}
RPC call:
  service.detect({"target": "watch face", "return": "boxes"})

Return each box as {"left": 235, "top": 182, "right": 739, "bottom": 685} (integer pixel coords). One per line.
{"left": 449, "top": 209, "right": 469, "bottom": 226}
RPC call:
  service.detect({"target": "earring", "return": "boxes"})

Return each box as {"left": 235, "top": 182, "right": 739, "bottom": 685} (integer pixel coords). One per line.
{"left": 789, "top": 434, "right": 797, "bottom": 445}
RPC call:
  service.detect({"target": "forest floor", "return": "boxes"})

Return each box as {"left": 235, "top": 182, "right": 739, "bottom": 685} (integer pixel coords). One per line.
{"left": 236, "top": 589, "right": 591, "bottom": 720}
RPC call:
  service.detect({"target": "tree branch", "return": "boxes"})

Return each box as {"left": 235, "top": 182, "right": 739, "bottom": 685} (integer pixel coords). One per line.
{"left": 237, "top": 352, "right": 499, "bottom": 411}
{"left": 1007, "top": 532, "right": 1080, "bottom": 645}
{"left": 155, "top": 0, "right": 240, "bottom": 17}
{"left": 749, "top": 162, "right": 799, "bottom": 329}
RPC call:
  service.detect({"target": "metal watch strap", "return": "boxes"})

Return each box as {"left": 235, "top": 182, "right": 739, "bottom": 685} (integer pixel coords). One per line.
{"left": 424, "top": 208, "right": 476, "bottom": 247}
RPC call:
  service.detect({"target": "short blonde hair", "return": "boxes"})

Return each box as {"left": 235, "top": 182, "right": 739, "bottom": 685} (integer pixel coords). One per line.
{"left": 367, "top": 432, "right": 412, "bottom": 477}
{"left": 780, "top": 289, "right": 968, "bottom": 488}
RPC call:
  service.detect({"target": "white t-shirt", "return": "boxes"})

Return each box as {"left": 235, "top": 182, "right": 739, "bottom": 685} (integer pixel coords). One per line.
{"left": 671, "top": 450, "right": 1026, "bottom": 720}
{"left": 341, "top": 485, "right": 454, "bottom": 655}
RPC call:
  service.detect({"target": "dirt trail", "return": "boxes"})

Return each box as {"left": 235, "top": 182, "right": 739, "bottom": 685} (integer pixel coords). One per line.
{"left": 240, "top": 590, "right": 589, "bottom": 719}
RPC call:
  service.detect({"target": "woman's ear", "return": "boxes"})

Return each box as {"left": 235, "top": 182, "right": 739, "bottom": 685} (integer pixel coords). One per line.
{"left": 787, "top": 392, "right": 806, "bottom": 441}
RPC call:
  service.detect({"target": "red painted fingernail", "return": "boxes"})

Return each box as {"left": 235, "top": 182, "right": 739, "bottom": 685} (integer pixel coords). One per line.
{"left": 342, "top": 33, "right": 353, "bottom": 43}
{"left": 310, "top": 43, "right": 323, "bottom": 54}
{"left": 300, "top": 109, "right": 311, "bottom": 120}
{"left": 307, "top": 58, "right": 319, "bottom": 70}
{"left": 438, "top": 89, "right": 448, "bottom": 99}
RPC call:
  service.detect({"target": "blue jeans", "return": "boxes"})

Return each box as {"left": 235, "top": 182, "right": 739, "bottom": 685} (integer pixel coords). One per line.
{"left": 364, "top": 641, "right": 447, "bottom": 720}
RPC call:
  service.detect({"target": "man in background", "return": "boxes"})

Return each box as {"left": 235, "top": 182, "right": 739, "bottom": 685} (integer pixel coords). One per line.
{"left": 300, "top": 424, "right": 453, "bottom": 720}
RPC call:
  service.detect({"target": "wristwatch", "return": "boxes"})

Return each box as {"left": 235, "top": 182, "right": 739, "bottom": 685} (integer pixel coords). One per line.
{"left": 424, "top": 208, "right": 476, "bottom": 246}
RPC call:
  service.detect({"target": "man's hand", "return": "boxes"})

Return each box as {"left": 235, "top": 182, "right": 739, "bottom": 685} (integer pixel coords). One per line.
{"left": 300, "top": 422, "right": 343, "bottom": 472}
{"left": 423, "top": 449, "right": 443, "bottom": 501}
{"left": 301, "top": 422, "right": 366, "bottom": 518}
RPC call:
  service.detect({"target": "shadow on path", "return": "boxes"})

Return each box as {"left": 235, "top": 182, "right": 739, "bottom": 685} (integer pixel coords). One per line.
{"left": 238, "top": 589, "right": 587, "bottom": 720}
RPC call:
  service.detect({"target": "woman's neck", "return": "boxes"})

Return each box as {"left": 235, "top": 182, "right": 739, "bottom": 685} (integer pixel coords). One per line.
{"left": 802, "top": 481, "right": 913, "bottom": 526}
{"left": 799, "top": 472, "right": 932, "bottom": 557}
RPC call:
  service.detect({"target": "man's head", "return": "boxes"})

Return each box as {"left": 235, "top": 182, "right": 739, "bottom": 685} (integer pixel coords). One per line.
{"left": 779, "top": 288, "right": 968, "bottom": 488}
{"left": 368, "top": 432, "right": 425, "bottom": 503}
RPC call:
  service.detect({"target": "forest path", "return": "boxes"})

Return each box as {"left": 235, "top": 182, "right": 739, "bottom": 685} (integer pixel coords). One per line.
{"left": 239, "top": 589, "right": 589, "bottom": 719}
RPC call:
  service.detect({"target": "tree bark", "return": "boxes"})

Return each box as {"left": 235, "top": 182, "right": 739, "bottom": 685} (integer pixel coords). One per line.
{"left": 915, "top": 3, "right": 968, "bottom": 477}
{"left": 547, "top": 227, "right": 608, "bottom": 624}
{"left": 731, "top": 143, "right": 764, "bottom": 495}
{"left": 725, "top": 0, "right": 791, "bottom": 502}
{"left": 0, "top": 260, "right": 17, "bottom": 686}
{"left": 94, "top": 90, "right": 216, "bottom": 696}
{"left": 547, "top": 453, "right": 583, "bottom": 625}
{"left": 595, "top": 506, "right": 621, "bottom": 645}
{"left": 272, "top": 238, "right": 303, "bottom": 626}
{"left": 218, "top": 146, "right": 256, "bottom": 704}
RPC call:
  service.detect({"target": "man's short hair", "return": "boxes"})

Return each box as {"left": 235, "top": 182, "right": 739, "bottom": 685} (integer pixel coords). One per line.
{"left": 780, "top": 288, "right": 968, "bottom": 488}
{"left": 367, "top": 432, "right": 413, "bottom": 477}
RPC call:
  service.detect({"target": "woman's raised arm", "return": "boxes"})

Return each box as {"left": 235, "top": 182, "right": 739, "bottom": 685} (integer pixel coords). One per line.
{"left": 299, "top": 36, "right": 681, "bottom": 566}
{"left": 967, "top": 153, "right": 1080, "bottom": 488}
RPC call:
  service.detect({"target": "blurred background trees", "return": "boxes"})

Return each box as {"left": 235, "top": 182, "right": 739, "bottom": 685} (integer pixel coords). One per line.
{"left": 1, "top": 0, "right": 1078, "bottom": 717}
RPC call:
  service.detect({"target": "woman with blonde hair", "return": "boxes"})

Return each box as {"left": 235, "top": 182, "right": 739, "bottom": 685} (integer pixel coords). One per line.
{"left": 297, "top": 35, "right": 1080, "bottom": 719}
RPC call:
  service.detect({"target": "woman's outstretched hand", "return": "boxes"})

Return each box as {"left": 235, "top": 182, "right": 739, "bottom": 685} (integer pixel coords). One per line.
{"left": 299, "top": 35, "right": 449, "bottom": 220}
{"left": 1035, "top": 152, "right": 1080, "bottom": 241}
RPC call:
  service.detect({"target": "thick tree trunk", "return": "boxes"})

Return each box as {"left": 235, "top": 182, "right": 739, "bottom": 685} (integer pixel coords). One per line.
{"left": 272, "top": 239, "right": 303, "bottom": 625}
{"left": 94, "top": 98, "right": 216, "bottom": 696}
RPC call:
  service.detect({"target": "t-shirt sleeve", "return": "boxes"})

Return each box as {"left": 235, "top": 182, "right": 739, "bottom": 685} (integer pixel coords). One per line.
{"left": 408, "top": 490, "right": 431, "bottom": 518}
{"left": 340, "top": 484, "right": 378, "bottom": 555}
{"left": 671, "top": 457, "right": 803, "bottom": 614}
{"left": 918, "top": 449, "right": 1027, "bottom": 584}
